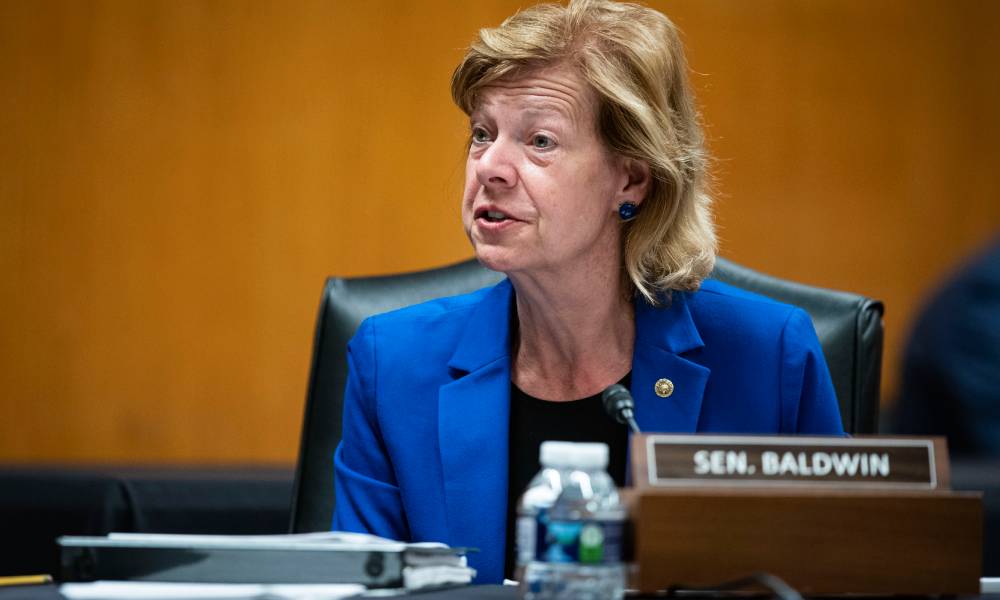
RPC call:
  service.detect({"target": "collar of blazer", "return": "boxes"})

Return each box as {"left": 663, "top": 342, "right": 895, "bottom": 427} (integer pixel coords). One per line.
{"left": 437, "top": 278, "right": 712, "bottom": 583}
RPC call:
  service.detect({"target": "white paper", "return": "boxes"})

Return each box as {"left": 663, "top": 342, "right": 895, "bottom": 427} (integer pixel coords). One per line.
{"left": 982, "top": 578, "right": 1000, "bottom": 594}
{"left": 60, "top": 581, "right": 365, "bottom": 600}
{"left": 402, "top": 566, "right": 474, "bottom": 590}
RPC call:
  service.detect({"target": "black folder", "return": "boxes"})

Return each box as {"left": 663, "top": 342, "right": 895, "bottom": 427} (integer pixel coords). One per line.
{"left": 58, "top": 533, "right": 469, "bottom": 589}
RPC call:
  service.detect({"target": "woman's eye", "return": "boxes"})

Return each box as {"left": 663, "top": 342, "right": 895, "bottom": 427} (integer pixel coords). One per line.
{"left": 471, "top": 128, "right": 491, "bottom": 144}
{"left": 531, "top": 134, "right": 554, "bottom": 149}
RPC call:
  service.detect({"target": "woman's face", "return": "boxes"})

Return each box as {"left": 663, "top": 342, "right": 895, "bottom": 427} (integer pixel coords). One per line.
{"left": 461, "top": 63, "right": 631, "bottom": 279}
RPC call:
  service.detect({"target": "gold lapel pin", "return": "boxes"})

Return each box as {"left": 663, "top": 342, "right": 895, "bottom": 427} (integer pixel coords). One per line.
{"left": 654, "top": 378, "right": 674, "bottom": 398}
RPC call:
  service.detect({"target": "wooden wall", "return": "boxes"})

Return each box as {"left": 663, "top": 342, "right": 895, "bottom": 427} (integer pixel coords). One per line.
{"left": 1, "top": 0, "right": 997, "bottom": 464}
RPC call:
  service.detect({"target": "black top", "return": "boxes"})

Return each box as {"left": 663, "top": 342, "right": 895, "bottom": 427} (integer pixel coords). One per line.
{"left": 503, "top": 374, "right": 630, "bottom": 579}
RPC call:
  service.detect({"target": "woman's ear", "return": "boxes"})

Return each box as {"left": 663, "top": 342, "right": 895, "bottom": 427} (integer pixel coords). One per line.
{"left": 619, "top": 158, "right": 651, "bottom": 206}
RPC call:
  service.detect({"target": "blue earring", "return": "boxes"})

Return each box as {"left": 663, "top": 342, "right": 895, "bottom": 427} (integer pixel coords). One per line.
{"left": 618, "top": 202, "right": 639, "bottom": 221}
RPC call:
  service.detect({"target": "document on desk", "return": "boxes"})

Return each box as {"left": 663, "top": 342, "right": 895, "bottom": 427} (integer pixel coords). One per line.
{"left": 58, "top": 532, "right": 475, "bottom": 591}
{"left": 60, "top": 581, "right": 365, "bottom": 600}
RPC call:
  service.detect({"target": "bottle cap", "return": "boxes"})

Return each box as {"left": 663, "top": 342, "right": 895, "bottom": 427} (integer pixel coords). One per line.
{"left": 539, "top": 441, "right": 609, "bottom": 469}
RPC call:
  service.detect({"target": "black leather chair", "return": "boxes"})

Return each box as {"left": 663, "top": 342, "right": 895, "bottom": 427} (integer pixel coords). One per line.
{"left": 289, "top": 258, "right": 884, "bottom": 533}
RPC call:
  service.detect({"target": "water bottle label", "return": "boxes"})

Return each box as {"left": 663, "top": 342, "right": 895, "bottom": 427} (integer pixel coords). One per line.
{"left": 531, "top": 509, "right": 624, "bottom": 565}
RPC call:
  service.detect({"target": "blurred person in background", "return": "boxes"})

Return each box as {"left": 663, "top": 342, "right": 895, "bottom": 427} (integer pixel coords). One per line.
{"left": 893, "top": 236, "right": 1000, "bottom": 456}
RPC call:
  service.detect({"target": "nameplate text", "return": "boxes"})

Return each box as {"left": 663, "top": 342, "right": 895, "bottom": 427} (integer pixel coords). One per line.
{"left": 638, "top": 435, "right": 941, "bottom": 489}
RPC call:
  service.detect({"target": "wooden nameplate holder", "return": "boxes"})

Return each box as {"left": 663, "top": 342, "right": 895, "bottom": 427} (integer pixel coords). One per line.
{"left": 625, "top": 434, "right": 982, "bottom": 595}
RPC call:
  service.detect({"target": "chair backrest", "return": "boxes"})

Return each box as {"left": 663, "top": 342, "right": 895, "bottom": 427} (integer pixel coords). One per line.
{"left": 289, "top": 258, "right": 883, "bottom": 532}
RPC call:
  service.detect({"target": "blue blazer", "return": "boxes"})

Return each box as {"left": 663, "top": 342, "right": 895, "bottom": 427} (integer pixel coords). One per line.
{"left": 333, "top": 277, "right": 843, "bottom": 583}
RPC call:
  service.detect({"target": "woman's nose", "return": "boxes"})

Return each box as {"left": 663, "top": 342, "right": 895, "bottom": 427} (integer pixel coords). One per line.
{"left": 475, "top": 140, "right": 517, "bottom": 189}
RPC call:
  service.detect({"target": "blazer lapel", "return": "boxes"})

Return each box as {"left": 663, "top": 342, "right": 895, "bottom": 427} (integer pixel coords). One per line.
{"left": 438, "top": 279, "right": 514, "bottom": 582}
{"left": 631, "top": 291, "right": 711, "bottom": 433}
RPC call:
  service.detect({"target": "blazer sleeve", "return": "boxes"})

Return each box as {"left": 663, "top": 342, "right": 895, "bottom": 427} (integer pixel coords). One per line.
{"left": 779, "top": 308, "right": 846, "bottom": 435}
{"left": 332, "top": 318, "right": 411, "bottom": 539}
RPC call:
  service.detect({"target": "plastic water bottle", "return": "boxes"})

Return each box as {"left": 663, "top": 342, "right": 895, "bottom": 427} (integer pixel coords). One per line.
{"left": 515, "top": 441, "right": 627, "bottom": 600}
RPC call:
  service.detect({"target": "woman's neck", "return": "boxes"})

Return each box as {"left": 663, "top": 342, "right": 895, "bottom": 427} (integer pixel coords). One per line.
{"left": 509, "top": 264, "right": 634, "bottom": 401}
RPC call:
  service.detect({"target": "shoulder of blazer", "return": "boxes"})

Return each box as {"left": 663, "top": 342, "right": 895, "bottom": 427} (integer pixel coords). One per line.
{"left": 353, "top": 279, "right": 514, "bottom": 375}
{"left": 688, "top": 278, "right": 806, "bottom": 336}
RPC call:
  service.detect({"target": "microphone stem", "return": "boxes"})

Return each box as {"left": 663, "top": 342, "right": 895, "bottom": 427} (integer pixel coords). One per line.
{"left": 621, "top": 408, "right": 641, "bottom": 434}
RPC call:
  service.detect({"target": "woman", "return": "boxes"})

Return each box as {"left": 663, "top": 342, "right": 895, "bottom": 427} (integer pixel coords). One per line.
{"left": 333, "top": 0, "right": 843, "bottom": 584}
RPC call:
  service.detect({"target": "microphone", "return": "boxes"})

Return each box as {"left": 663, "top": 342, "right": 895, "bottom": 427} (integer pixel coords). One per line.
{"left": 602, "top": 384, "right": 641, "bottom": 434}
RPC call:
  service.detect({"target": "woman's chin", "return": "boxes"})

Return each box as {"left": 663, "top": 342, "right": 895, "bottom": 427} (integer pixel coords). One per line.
{"left": 472, "top": 248, "right": 527, "bottom": 275}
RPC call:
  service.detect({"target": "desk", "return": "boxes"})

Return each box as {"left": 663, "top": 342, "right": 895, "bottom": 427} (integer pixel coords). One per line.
{"left": 0, "top": 585, "right": 510, "bottom": 600}
{"left": 0, "top": 466, "right": 293, "bottom": 578}
{"left": 1, "top": 585, "right": 999, "bottom": 600}
{"left": 0, "top": 459, "right": 995, "bottom": 581}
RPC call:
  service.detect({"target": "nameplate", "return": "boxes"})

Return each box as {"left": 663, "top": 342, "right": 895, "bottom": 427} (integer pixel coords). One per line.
{"left": 633, "top": 435, "right": 946, "bottom": 490}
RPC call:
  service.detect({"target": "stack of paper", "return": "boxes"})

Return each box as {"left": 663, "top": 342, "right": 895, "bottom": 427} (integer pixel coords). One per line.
{"left": 61, "top": 581, "right": 366, "bottom": 600}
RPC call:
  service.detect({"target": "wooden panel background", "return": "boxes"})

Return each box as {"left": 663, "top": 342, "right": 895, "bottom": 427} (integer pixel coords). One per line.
{"left": 1, "top": 1, "right": 997, "bottom": 464}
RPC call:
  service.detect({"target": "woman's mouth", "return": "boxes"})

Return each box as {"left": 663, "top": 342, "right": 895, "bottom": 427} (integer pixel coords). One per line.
{"left": 473, "top": 207, "right": 521, "bottom": 233}
{"left": 475, "top": 208, "right": 514, "bottom": 223}
{"left": 482, "top": 210, "right": 508, "bottom": 223}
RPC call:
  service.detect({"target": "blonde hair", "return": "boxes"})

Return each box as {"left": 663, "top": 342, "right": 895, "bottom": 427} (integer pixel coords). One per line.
{"left": 452, "top": 0, "right": 716, "bottom": 303}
